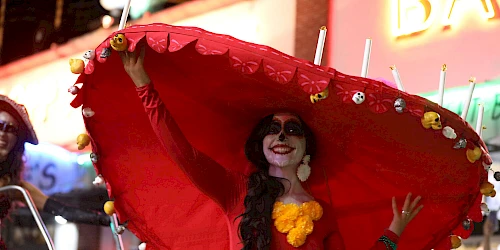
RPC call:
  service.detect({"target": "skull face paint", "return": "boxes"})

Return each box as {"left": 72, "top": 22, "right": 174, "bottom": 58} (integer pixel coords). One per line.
{"left": 263, "top": 114, "right": 306, "bottom": 168}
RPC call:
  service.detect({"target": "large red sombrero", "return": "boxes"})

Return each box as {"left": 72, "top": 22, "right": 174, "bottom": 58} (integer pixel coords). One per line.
{"left": 69, "top": 24, "right": 492, "bottom": 250}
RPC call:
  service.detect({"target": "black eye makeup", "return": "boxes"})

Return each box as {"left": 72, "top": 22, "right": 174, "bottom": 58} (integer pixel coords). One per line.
{"left": 268, "top": 121, "right": 282, "bottom": 135}
{"left": 267, "top": 120, "right": 304, "bottom": 136}
{"left": 283, "top": 121, "right": 304, "bottom": 136}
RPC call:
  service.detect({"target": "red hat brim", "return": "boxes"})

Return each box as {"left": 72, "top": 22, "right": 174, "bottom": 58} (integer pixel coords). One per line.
{"left": 0, "top": 95, "right": 38, "bottom": 145}
{"left": 72, "top": 24, "right": 489, "bottom": 249}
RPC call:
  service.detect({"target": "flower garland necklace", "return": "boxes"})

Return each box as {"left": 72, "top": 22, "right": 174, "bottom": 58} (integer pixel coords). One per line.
{"left": 272, "top": 200, "right": 323, "bottom": 247}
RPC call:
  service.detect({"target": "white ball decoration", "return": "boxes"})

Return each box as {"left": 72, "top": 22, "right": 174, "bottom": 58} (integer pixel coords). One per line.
{"left": 83, "top": 107, "right": 95, "bottom": 118}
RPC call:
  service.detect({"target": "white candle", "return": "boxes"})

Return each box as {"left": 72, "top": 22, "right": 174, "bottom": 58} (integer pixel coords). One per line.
{"left": 438, "top": 64, "right": 447, "bottom": 106}
{"left": 313, "top": 26, "right": 327, "bottom": 65}
{"left": 390, "top": 65, "right": 405, "bottom": 91}
{"left": 361, "top": 38, "right": 372, "bottom": 77}
{"left": 118, "top": 0, "right": 133, "bottom": 30}
{"left": 460, "top": 77, "right": 476, "bottom": 120}
{"left": 475, "top": 103, "right": 484, "bottom": 135}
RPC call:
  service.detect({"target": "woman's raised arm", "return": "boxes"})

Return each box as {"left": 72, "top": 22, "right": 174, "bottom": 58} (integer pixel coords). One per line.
{"left": 120, "top": 44, "right": 245, "bottom": 212}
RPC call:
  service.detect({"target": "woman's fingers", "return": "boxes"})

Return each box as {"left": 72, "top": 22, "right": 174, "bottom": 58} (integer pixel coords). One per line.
{"left": 409, "top": 195, "right": 422, "bottom": 211}
{"left": 138, "top": 42, "right": 146, "bottom": 65}
{"left": 392, "top": 197, "right": 399, "bottom": 216}
{"left": 402, "top": 193, "right": 412, "bottom": 213}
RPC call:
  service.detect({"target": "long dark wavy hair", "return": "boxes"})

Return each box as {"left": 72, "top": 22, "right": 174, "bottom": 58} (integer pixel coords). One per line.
{"left": 238, "top": 114, "right": 316, "bottom": 250}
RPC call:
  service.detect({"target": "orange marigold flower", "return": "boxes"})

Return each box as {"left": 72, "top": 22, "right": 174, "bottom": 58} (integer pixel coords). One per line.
{"left": 302, "top": 201, "right": 323, "bottom": 221}
{"left": 280, "top": 203, "right": 301, "bottom": 220}
{"left": 286, "top": 228, "right": 307, "bottom": 247}
{"left": 295, "top": 215, "right": 314, "bottom": 235}
{"left": 275, "top": 217, "right": 295, "bottom": 233}
{"left": 272, "top": 201, "right": 285, "bottom": 219}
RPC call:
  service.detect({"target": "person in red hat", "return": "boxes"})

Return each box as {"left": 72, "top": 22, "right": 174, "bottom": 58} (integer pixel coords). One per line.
{"left": 0, "top": 95, "right": 110, "bottom": 249}
{"left": 115, "top": 44, "right": 423, "bottom": 250}
{"left": 72, "top": 24, "right": 489, "bottom": 250}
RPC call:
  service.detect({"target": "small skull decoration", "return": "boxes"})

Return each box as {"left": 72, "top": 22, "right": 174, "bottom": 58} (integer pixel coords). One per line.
{"left": 90, "top": 153, "right": 98, "bottom": 163}
{"left": 453, "top": 138, "right": 467, "bottom": 149}
{"left": 68, "top": 86, "right": 80, "bottom": 95}
{"left": 116, "top": 225, "right": 126, "bottom": 235}
{"left": 352, "top": 92, "right": 365, "bottom": 104}
{"left": 310, "top": 88, "right": 329, "bottom": 104}
{"left": 462, "top": 219, "right": 471, "bottom": 231}
{"left": 93, "top": 175, "right": 104, "bottom": 186}
{"left": 100, "top": 48, "right": 111, "bottom": 58}
{"left": 82, "top": 107, "right": 95, "bottom": 118}
{"left": 110, "top": 34, "right": 128, "bottom": 51}
{"left": 83, "top": 50, "right": 95, "bottom": 60}
{"left": 393, "top": 98, "right": 406, "bottom": 113}
{"left": 420, "top": 111, "right": 442, "bottom": 130}
{"left": 481, "top": 203, "right": 489, "bottom": 213}
{"left": 494, "top": 172, "right": 500, "bottom": 181}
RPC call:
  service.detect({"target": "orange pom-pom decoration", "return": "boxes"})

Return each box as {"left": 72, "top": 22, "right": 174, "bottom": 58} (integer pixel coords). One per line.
{"left": 450, "top": 235, "right": 462, "bottom": 249}
{"left": 104, "top": 201, "right": 115, "bottom": 215}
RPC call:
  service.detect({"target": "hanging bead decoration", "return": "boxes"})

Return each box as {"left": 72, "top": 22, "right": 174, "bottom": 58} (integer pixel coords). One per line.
{"left": 453, "top": 138, "right": 467, "bottom": 149}
{"left": 466, "top": 147, "right": 482, "bottom": 163}
{"left": 82, "top": 107, "right": 95, "bottom": 118}
{"left": 69, "top": 59, "right": 85, "bottom": 74}
{"left": 421, "top": 111, "right": 442, "bottom": 130}
{"left": 104, "top": 201, "right": 115, "bottom": 216}
{"left": 481, "top": 203, "right": 489, "bottom": 213}
{"left": 450, "top": 235, "right": 461, "bottom": 249}
{"left": 310, "top": 88, "right": 329, "bottom": 104}
{"left": 393, "top": 98, "right": 406, "bottom": 113}
{"left": 480, "top": 182, "right": 496, "bottom": 197}
{"left": 92, "top": 175, "right": 104, "bottom": 186}
{"left": 352, "top": 92, "right": 365, "bottom": 104}
{"left": 76, "top": 134, "right": 91, "bottom": 150}
{"left": 462, "top": 219, "right": 471, "bottom": 230}
{"left": 116, "top": 225, "right": 126, "bottom": 235}
{"left": 83, "top": 50, "right": 95, "bottom": 60}
{"left": 90, "top": 153, "right": 98, "bottom": 163}
{"left": 110, "top": 34, "right": 128, "bottom": 51}
{"left": 442, "top": 126, "right": 457, "bottom": 139}
{"left": 100, "top": 48, "right": 111, "bottom": 58}
{"left": 68, "top": 86, "right": 80, "bottom": 95}
{"left": 494, "top": 172, "right": 500, "bottom": 181}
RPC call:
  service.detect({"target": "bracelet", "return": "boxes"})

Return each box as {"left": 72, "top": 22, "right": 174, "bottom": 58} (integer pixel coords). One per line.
{"left": 378, "top": 235, "right": 397, "bottom": 250}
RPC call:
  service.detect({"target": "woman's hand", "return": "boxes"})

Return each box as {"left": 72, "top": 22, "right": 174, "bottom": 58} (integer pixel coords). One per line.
{"left": 119, "top": 42, "right": 151, "bottom": 87}
{"left": 19, "top": 181, "right": 48, "bottom": 210}
{"left": 388, "top": 193, "right": 423, "bottom": 236}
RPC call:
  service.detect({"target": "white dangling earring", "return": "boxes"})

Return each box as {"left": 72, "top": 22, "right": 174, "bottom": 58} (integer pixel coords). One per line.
{"left": 297, "top": 155, "right": 311, "bottom": 182}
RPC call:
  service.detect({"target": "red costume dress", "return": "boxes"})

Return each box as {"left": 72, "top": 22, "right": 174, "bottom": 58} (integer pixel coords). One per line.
{"left": 137, "top": 83, "right": 400, "bottom": 249}
{"left": 71, "top": 24, "right": 492, "bottom": 249}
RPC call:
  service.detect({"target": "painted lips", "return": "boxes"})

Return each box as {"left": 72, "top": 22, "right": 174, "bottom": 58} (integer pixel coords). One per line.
{"left": 271, "top": 144, "right": 295, "bottom": 154}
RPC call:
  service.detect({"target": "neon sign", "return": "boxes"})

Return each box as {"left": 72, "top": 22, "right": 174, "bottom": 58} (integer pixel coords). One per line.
{"left": 392, "top": 0, "right": 499, "bottom": 37}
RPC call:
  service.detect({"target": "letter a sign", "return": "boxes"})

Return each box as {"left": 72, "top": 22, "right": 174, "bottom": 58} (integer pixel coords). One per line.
{"left": 392, "top": 0, "right": 498, "bottom": 37}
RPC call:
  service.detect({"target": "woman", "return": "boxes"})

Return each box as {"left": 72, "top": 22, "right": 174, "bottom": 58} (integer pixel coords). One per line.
{"left": 0, "top": 95, "right": 109, "bottom": 249}
{"left": 118, "top": 44, "right": 423, "bottom": 249}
